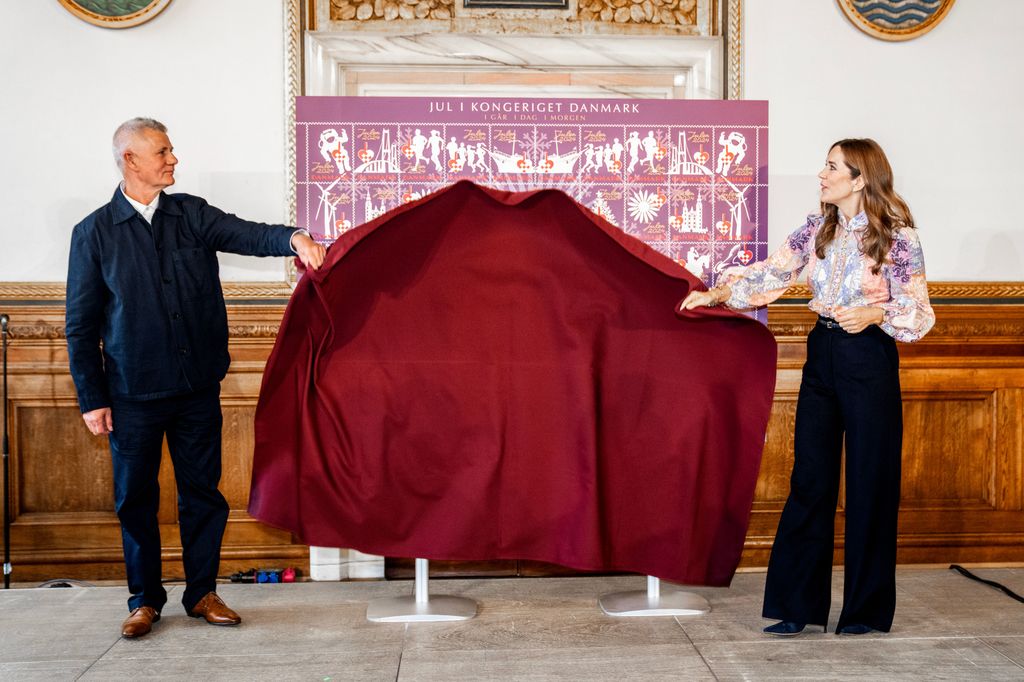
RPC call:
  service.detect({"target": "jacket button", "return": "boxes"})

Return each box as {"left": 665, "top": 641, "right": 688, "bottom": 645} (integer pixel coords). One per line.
{"left": 172, "top": 312, "right": 181, "bottom": 320}
{"left": 179, "top": 347, "right": 189, "bottom": 355}
{"left": 163, "top": 277, "right": 171, "bottom": 283}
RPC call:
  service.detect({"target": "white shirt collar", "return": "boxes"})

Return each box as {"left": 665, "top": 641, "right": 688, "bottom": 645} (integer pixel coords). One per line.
{"left": 120, "top": 183, "right": 160, "bottom": 224}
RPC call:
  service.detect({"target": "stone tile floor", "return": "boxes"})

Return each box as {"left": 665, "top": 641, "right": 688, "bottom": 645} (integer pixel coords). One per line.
{"left": 0, "top": 567, "right": 1021, "bottom": 680}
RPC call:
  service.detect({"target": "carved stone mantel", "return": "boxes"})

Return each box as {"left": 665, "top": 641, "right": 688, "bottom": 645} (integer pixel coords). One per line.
{"left": 321, "top": 0, "right": 706, "bottom": 32}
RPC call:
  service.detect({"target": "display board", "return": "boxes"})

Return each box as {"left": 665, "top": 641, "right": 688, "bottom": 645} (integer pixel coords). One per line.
{"left": 296, "top": 96, "right": 768, "bottom": 305}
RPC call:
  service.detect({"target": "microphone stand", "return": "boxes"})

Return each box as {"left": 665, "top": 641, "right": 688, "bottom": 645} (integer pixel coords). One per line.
{"left": 2, "top": 313, "right": 9, "bottom": 588}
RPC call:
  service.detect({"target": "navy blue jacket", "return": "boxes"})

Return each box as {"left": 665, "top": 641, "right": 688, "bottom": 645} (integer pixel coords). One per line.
{"left": 66, "top": 188, "right": 298, "bottom": 412}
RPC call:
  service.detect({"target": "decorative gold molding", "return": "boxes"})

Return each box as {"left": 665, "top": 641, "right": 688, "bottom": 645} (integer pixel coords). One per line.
{"left": 3, "top": 281, "right": 1022, "bottom": 301}
{"left": 778, "top": 282, "right": 1024, "bottom": 301}
{"left": 919, "top": 321, "right": 1024, "bottom": 338}
{"left": 2, "top": 289, "right": 1021, "bottom": 341}
{"left": 285, "top": 0, "right": 303, "bottom": 285}
{"left": 765, "top": 322, "right": 815, "bottom": 338}
{"left": 14, "top": 281, "right": 1014, "bottom": 302}
{"left": 227, "top": 325, "right": 288, "bottom": 338}
{"left": 2, "top": 322, "right": 284, "bottom": 341}
{"left": 5, "top": 301, "right": 1021, "bottom": 341}
{"left": 0, "top": 282, "right": 295, "bottom": 302}
{"left": 0, "top": 325, "right": 67, "bottom": 341}
{"left": 726, "top": 0, "right": 742, "bottom": 99}
{"left": 767, "top": 319, "right": 1024, "bottom": 340}
{"left": 307, "top": 0, "right": 318, "bottom": 30}
{"left": 222, "top": 281, "right": 296, "bottom": 299}
{"left": 285, "top": 0, "right": 301, "bottom": 230}
{"left": 0, "top": 283, "right": 67, "bottom": 301}
{"left": 921, "top": 282, "right": 1024, "bottom": 299}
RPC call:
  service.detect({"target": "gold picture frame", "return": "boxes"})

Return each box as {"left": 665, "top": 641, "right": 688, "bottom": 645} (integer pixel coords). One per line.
{"left": 57, "top": 0, "right": 173, "bottom": 29}
{"left": 837, "top": 0, "right": 955, "bottom": 42}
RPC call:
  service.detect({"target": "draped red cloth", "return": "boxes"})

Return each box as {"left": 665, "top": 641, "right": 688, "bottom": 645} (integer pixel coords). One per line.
{"left": 249, "top": 181, "right": 777, "bottom": 586}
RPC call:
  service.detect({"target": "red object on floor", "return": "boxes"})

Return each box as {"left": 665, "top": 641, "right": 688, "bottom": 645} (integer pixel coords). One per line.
{"left": 249, "top": 181, "right": 777, "bottom": 586}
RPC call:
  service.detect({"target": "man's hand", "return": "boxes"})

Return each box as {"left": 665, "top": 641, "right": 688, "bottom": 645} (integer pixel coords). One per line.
{"left": 833, "top": 305, "right": 885, "bottom": 334}
{"left": 292, "top": 232, "right": 326, "bottom": 271}
{"left": 83, "top": 407, "right": 113, "bottom": 436}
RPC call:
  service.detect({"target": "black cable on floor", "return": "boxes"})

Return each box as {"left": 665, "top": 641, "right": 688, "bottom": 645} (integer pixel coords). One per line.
{"left": 950, "top": 564, "right": 1024, "bottom": 603}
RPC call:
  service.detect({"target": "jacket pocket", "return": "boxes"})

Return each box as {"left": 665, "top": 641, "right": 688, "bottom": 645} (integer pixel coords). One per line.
{"left": 172, "top": 247, "right": 215, "bottom": 301}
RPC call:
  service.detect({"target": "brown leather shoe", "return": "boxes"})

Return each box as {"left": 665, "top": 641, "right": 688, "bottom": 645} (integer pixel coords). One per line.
{"left": 188, "top": 591, "right": 241, "bottom": 625}
{"left": 121, "top": 606, "right": 160, "bottom": 638}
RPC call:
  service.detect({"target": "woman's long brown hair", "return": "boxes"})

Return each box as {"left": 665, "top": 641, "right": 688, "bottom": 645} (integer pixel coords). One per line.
{"left": 814, "top": 138, "right": 915, "bottom": 274}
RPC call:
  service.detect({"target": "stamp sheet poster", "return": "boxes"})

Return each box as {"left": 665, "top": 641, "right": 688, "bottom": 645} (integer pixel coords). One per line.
{"left": 296, "top": 96, "right": 768, "bottom": 319}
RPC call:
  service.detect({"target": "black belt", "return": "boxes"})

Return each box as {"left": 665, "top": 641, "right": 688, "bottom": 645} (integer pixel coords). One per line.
{"left": 817, "top": 315, "right": 843, "bottom": 331}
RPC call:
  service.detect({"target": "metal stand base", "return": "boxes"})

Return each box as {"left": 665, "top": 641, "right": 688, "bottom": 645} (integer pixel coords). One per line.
{"left": 366, "top": 559, "right": 478, "bottom": 623}
{"left": 366, "top": 594, "right": 478, "bottom": 622}
{"left": 599, "top": 576, "right": 710, "bottom": 617}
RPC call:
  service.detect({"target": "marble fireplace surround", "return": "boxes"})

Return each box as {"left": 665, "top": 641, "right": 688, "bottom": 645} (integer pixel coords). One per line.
{"left": 303, "top": 32, "right": 725, "bottom": 99}
{"left": 290, "top": 6, "right": 740, "bottom": 580}
{"left": 287, "top": 3, "right": 743, "bottom": 208}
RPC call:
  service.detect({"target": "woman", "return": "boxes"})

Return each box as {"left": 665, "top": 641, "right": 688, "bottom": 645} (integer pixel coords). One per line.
{"left": 681, "top": 138, "right": 934, "bottom": 636}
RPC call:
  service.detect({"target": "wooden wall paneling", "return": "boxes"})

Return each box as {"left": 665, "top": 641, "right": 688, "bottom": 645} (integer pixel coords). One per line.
{"left": 157, "top": 443, "right": 177, "bottom": 526}
{"left": 751, "top": 393, "right": 797, "bottom": 507}
{"left": 2, "top": 327, "right": 125, "bottom": 580}
{"left": 219, "top": 314, "right": 309, "bottom": 564}
{"left": 15, "top": 401, "right": 113, "bottom": 515}
{"left": 900, "top": 390, "right": 996, "bottom": 510}
{"left": 738, "top": 303, "right": 1024, "bottom": 569}
{"left": 219, "top": 398, "right": 258, "bottom": 511}
{"left": 742, "top": 391, "right": 797, "bottom": 564}
{"left": 0, "top": 301, "right": 308, "bottom": 583}
{"left": 0, "top": 289, "right": 1022, "bottom": 580}
{"left": 994, "top": 388, "right": 1023, "bottom": 511}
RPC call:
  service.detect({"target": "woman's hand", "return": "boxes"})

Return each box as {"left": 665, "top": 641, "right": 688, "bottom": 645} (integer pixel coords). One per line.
{"left": 833, "top": 306, "right": 884, "bottom": 334}
{"left": 680, "top": 286, "right": 731, "bottom": 311}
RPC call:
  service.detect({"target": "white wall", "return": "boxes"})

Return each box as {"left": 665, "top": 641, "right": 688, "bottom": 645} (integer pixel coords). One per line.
{"left": 0, "top": 0, "right": 287, "bottom": 282}
{"left": 745, "top": 0, "right": 1024, "bottom": 281}
{"left": 1, "top": 1, "right": 1021, "bottom": 282}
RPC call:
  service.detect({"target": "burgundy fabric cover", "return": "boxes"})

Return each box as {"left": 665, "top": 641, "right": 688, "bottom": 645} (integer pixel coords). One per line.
{"left": 249, "top": 181, "right": 777, "bottom": 586}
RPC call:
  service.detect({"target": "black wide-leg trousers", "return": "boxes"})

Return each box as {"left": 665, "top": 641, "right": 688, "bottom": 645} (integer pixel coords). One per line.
{"left": 762, "top": 318, "right": 903, "bottom": 632}
{"left": 108, "top": 384, "right": 228, "bottom": 614}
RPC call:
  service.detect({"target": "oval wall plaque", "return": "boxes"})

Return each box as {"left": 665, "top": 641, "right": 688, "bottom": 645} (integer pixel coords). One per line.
{"left": 837, "top": 0, "right": 956, "bottom": 42}
{"left": 58, "top": 0, "right": 173, "bottom": 29}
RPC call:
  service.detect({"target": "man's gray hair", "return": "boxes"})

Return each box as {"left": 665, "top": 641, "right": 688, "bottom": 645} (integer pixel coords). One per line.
{"left": 112, "top": 117, "right": 167, "bottom": 171}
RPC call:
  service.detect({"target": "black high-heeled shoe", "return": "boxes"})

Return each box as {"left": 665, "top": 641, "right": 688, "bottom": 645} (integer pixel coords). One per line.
{"left": 763, "top": 621, "right": 806, "bottom": 636}
{"left": 837, "top": 624, "right": 876, "bottom": 635}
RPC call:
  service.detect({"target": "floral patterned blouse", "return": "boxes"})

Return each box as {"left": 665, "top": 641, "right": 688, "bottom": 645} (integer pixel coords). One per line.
{"left": 721, "top": 212, "right": 935, "bottom": 342}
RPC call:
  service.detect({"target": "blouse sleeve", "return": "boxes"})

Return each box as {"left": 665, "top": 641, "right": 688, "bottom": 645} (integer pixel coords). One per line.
{"left": 880, "top": 227, "right": 935, "bottom": 342}
{"left": 720, "top": 214, "right": 820, "bottom": 310}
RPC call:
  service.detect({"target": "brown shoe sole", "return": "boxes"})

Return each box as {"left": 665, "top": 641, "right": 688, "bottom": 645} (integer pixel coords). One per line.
{"left": 188, "top": 611, "right": 241, "bottom": 626}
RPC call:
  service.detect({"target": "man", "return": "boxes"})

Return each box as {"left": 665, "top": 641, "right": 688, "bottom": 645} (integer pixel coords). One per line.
{"left": 65, "top": 117, "right": 325, "bottom": 639}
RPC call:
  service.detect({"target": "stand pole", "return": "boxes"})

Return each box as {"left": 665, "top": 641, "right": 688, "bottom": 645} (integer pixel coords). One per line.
{"left": 599, "top": 575, "right": 710, "bottom": 617}
{"left": 414, "top": 557, "right": 428, "bottom": 604}
{"left": 2, "top": 313, "right": 10, "bottom": 589}
{"left": 366, "top": 558, "right": 477, "bottom": 623}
